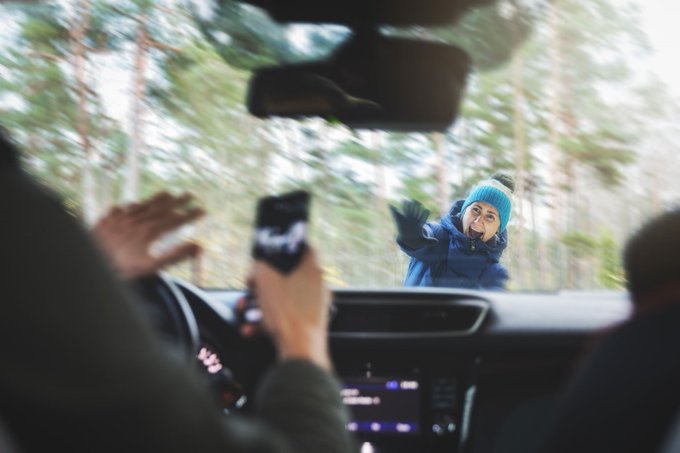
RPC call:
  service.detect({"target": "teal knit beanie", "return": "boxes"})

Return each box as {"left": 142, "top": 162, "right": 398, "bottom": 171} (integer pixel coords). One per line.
{"left": 460, "top": 179, "right": 513, "bottom": 232}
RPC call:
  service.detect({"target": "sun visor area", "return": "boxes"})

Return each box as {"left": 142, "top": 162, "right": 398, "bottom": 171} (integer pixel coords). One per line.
{"left": 240, "top": 0, "right": 496, "bottom": 27}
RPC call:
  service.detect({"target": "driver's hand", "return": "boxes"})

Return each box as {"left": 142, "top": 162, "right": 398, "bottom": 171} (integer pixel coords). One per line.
{"left": 249, "top": 248, "right": 332, "bottom": 372}
{"left": 92, "top": 191, "right": 205, "bottom": 279}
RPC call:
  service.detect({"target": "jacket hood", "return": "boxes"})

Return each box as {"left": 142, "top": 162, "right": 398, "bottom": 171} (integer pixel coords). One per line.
{"left": 440, "top": 199, "right": 508, "bottom": 261}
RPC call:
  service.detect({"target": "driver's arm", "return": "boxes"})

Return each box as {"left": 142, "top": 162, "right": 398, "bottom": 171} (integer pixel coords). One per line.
{"left": 0, "top": 167, "right": 354, "bottom": 453}
{"left": 249, "top": 250, "right": 356, "bottom": 452}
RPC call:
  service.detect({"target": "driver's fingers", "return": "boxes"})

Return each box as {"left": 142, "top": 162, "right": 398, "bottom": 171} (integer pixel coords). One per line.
{"left": 133, "top": 192, "right": 194, "bottom": 223}
{"left": 153, "top": 242, "right": 202, "bottom": 271}
{"left": 239, "top": 322, "right": 265, "bottom": 338}
{"left": 146, "top": 206, "right": 205, "bottom": 238}
{"left": 106, "top": 206, "right": 126, "bottom": 218}
{"left": 239, "top": 323, "right": 256, "bottom": 338}
{"left": 96, "top": 203, "right": 135, "bottom": 227}
{"left": 246, "top": 275, "right": 256, "bottom": 297}
{"left": 125, "top": 192, "right": 174, "bottom": 219}
{"left": 238, "top": 276, "right": 265, "bottom": 338}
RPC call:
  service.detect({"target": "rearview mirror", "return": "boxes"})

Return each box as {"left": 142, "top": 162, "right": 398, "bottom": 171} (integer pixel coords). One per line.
{"left": 247, "top": 34, "right": 471, "bottom": 131}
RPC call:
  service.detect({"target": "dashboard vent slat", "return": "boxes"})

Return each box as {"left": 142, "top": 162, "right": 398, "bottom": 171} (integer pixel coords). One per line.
{"left": 330, "top": 293, "right": 489, "bottom": 338}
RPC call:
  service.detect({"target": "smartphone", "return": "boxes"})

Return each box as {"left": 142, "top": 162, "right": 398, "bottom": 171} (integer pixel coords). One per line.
{"left": 241, "top": 190, "right": 311, "bottom": 324}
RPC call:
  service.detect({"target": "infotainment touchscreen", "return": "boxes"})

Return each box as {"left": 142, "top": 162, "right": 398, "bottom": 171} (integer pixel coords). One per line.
{"left": 341, "top": 376, "right": 421, "bottom": 435}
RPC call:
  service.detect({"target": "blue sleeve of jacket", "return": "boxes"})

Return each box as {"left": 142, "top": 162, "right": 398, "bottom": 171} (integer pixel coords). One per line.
{"left": 396, "top": 222, "right": 448, "bottom": 264}
{"left": 479, "top": 263, "right": 509, "bottom": 290}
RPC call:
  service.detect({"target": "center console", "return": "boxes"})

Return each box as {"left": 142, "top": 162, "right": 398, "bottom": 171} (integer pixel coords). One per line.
{"left": 336, "top": 356, "right": 476, "bottom": 453}
{"left": 329, "top": 290, "right": 490, "bottom": 452}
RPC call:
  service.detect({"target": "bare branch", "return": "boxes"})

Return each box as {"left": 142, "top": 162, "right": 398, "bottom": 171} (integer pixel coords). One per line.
{"left": 106, "top": 4, "right": 137, "bottom": 21}
{"left": 153, "top": 4, "right": 191, "bottom": 19}
{"left": 147, "top": 39, "right": 181, "bottom": 53}
{"left": 28, "top": 51, "right": 64, "bottom": 63}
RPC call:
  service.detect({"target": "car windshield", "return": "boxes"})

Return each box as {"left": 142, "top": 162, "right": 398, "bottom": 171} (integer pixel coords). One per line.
{"left": 2, "top": 0, "right": 679, "bottom": 291}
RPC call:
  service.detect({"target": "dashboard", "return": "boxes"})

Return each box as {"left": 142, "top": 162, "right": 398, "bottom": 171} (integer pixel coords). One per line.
{"left": 173, "top": 281, "right": 631, "bottom": 453}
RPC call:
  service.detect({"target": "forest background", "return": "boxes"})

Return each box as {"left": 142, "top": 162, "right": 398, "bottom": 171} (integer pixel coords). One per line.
{"left": 2, "top": 0, "right": 680, "bottom": 290}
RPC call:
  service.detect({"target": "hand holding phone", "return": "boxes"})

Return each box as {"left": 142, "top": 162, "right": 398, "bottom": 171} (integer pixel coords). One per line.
{"left": 248, "top": 248, "right": 332, "bottom": 371}
{"left": 240, "top": 190, "right": 311, "bottom": 327}
{"left": 252, "top": 190, "right": 310, "bottom": 274}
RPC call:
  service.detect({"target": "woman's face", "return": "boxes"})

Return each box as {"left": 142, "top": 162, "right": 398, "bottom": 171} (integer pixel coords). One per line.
{"left": 462, "top": 201, "right": 501, "bottom": 243}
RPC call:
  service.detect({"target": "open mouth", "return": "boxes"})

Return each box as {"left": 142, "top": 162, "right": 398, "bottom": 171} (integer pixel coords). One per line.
{"left": 468, "top": 229, "right": 483, "bottom": 240}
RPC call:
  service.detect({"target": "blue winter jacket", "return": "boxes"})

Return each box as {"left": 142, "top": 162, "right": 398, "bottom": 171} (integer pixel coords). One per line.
{"left": 398, "top": 200, "right": 509, "bottom": 290}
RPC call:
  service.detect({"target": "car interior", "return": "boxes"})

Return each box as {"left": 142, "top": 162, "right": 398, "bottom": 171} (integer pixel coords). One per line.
{"left": 141, "top": 1, "right": 635, "bottom": 452}
{"left": 3, "top": 0, "right": 680, "bottom": 452}
{"left": 169, "top": 281, "right": 631, "bottom": 453}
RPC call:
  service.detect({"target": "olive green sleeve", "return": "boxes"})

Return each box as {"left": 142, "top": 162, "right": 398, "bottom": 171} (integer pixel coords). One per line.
{"left": 0, "top": 169, "right": 355, "bottom": 453}
{"left": 255, "top": 360, "right": 358, "bottom": 453}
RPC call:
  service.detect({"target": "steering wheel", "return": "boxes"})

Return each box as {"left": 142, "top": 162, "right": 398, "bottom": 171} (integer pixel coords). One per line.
{"left": 132, "top": 275, "right": 260, "bottom": 411}
{"left": 132, "top": 272, "right": 200, "bottom": 360}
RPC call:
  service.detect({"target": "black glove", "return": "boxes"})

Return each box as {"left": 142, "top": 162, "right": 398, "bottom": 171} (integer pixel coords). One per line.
{"left": 389, "top": 199, "right": 439, "bottom": 249}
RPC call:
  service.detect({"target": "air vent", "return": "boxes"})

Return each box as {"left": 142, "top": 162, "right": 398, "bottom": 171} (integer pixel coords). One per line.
{"left": 330, "top": 291, "right": 489, "bottom": 337}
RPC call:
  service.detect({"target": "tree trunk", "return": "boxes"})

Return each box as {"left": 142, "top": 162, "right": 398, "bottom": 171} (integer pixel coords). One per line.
{"left": 564, "top": 157, "right": 579, "bottom": 288}
{"left": 368, "top": 131, "right": 393, "bottom": 284}
{"left": 455, "top": 121, "right": 470, "bottom": 189}
{"left": 526, "top": 183, "right": 551, "bottom": 290}
{"left": 124, "top": 16, "right": 150, "bottom": 201}
{"left": 548, "top": 0, "right": 566, "bottom": 288}
{"left": 72, "top": 0, "right": 98, "bottom": 223}
{"left": 511, "top": 3, "right": 528, "bottom": 289}
{"left": 432, "top": 132, "right": 449, "bottom": 216}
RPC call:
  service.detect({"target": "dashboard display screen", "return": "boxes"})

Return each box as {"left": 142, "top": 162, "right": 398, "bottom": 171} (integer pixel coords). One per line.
{"left": 341, "top": 376, "right": 421, "bottom": 435}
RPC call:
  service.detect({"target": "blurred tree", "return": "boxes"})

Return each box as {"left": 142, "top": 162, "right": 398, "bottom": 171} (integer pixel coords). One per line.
{"left": 542, "top": 0, "right": 646, "bottom": 287}
{"left": 99, "top": 0, "right": 185, "bottom": 201}
{"left": 510, "top": 1, "right": 530, "bottom": 289}
{"left": 387, "top": 0, "right": 541, "bottom": 72}
{"left": 598, "top": 230, "right": 624, "bottom": 289}
{"left": 561, "top": 231, "right": 598, "bottom": 288}
{"left": 2, "top": 0, "right": 676, "bottom": 291}
{"left": 0, "top": 2, "right": 124, "bottom": 220}
{"left": 152, "top": 38, "right": 274, "bottom": 286}
{"left": 190, "top": 0, "right": 295, "bottom": 69}
{"left": 0, "top": 7, "right": 77, "bottom": 200}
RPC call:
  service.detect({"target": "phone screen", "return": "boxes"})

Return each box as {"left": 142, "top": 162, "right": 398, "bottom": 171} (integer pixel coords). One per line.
{"left": 252, "top": 190, "right": 310, "bottom": 273}
{"left": 242, "top": 190, "right": 311, "bottom": 324}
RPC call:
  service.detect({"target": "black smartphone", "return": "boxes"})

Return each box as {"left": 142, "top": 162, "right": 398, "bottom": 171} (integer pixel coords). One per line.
{"left": 252, "top": 190, "right": 310, "bottom": 273}
{"left": 241, "top": 190, "right": 311, "bottom": 324}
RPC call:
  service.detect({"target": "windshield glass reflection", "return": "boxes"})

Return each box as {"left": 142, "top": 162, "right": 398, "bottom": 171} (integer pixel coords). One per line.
{"left": 1, "top": 0, "right": 679, "bottom": 291}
